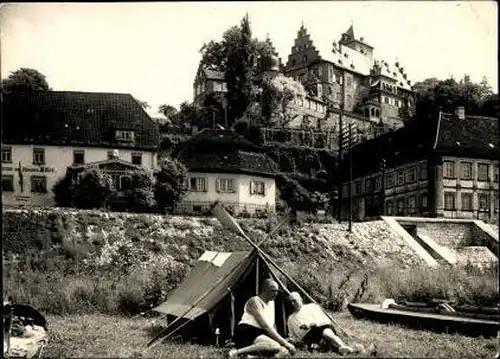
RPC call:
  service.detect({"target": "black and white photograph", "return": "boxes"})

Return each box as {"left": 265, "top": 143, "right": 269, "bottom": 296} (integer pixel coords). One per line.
{"left": 1, "top": 1, "right": 499, "bottom": 358}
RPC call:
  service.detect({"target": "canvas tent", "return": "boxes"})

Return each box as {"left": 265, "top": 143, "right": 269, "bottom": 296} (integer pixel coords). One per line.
{"left": 147, "top": 202, "right": 353, "bottom": 351}
{"left": 152, "top": 249, "right": 290, "bottom": 345}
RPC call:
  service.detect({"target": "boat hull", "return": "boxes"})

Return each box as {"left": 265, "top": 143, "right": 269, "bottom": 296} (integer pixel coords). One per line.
{"left": 348, "top": 303, "right": 500, "bottom": 337}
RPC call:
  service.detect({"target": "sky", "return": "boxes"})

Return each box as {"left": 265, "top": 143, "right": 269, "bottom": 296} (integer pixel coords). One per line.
{"left": 1, "top": 1, "right": 498, "bottom": 117}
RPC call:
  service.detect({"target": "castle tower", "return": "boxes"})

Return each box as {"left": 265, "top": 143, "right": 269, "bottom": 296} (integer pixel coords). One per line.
{"left": 338, "top": 24, "right": 374, "bottom": 61}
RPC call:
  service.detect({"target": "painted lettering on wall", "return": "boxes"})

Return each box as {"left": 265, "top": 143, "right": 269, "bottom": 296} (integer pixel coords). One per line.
{"left": 1, "top": 166, "right": 55, "bottom": 173}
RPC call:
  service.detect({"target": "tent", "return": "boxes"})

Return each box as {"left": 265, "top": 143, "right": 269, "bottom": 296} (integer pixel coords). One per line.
{"left": 151, "top": 249, "right": 290, "bottom": 345}
{"left": 147, "top": 202, "right": 353, "bottom": 351}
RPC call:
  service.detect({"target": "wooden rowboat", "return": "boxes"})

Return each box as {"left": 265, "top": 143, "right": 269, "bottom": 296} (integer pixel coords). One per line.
{"left": 348, "top": 302, "right": 500, "bottom": 337}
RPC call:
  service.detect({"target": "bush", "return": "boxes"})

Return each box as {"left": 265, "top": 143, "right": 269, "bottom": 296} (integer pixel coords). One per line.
{"left": 52, "top": 174, "right": 74, "bottom": 207}
{"left": 72, "top": 169, "right": 114, "bottom": 209}
{"left": 154, "top": 157, "right": 188, "bottom": 212}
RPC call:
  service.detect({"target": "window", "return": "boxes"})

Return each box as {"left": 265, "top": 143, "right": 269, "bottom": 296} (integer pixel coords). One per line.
{"left": 250, "top": 181, "right": 265, "bottom": 195}
{"left": 217, "top": 178, "right": 235, "bottom": 193}
{"left": 364, "top": 178, "right": 372, "bottom": 193}
{"left": 346, "top": 95, "right": 352, "bottom": 108}
{"left": 397, "top": 198, "right": 405, "bottom": 214}
{"left": 31, "top": 176, "right": 47, "bottom": 193}
{"left": 374, "top": 175, "right": 382, "bottom": 191}
{"left": 2, "top": 175, "right": 14, "bottom": 192}
{"left": 131, "top": 153, "right": 142, "bottom": 166}
{"left": 495, "top": 194, "right": 499, "bottom": 212}
{"left": 461, "top": 193, "right": 473, "bottom": 211}
{"left": 190, "top": 177, "right": 207, "bottom": 192}
{"left": 115, "top": 130, "right": 135, "bottom": 141}
{"left": 2, "top": 147, "right": 12, "bottom": 163}
{"left": 385, "top": 172, "right": 394, "bottom": 188}
{"left": 386, "top": 200, "right": 394, "bottom": 215}
{"left": 355, "top": 181, "right": 361, "bottom": 195}
{"left": 73, "top": 150, "right": 85, "bottom": 165}
{"left": 495, "top": 166, "right": 499, "bottom": 182}
{"left": 33, "top": 148, "right": 45, "bottom": 165}
{"left": 444, "top": 192, "right": 455, "bottom": 210}
{"left": 346, "top": 77, "right": 352, "bottom": 87}
{"left": 407, "top": 196, "right": 416, "bottom": 214}
{"left": 419, "top": 162, "right": 427, "bottom": 180}
{"left": 478, "top": 193, "right": 489, "bottom": 211}
{"left": 460, "top": 162, "right": 472, "bottom": 180}
{"left": 478, "top": 163, "right": 489, "bottom": 181}
{"left": 443, "top": 161, "right": 455, "bottom": 178}
{"left": 420, "top": 193, "right": 428, "bottom": 210}
{"left": 397, "top": 170, "right": 404, "bottom": 185}
{"left": 406, "top": 167, "right": 416, "bottom": 183}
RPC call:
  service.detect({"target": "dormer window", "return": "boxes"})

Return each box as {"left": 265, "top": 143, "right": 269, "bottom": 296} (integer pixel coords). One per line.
{"left": 115, "top": 130, "right": 135, "bottom": 142}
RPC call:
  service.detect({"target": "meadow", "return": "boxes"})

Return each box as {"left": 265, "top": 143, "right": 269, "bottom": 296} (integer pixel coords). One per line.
{"left": 3, "top": 209, "right": 499, "bottom": 357}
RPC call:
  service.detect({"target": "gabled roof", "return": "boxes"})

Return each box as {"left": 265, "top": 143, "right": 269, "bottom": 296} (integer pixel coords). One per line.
{"left": 324, "top": 44, "right": 373, "bottom": 76}
{"left": 176, "top": 129, "right": 278, "bottom": 178}
{"left": 373, "top": 60, "right": 412, "bottom": 91}
{"left": 2, "top": 91, "right": 160, "bottom": 151}
{"left": 434, "top": 113, "right": 499, "bottom": 158}
{"left": 340, "top": 112, "right": 498, "bottom": 180}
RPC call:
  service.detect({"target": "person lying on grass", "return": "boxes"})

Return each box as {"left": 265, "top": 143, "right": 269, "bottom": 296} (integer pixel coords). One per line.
{"left": 228, "top": 279, "right": 296, "bottom": 358}
{"left": 286, "top": 292, "right": 354, "bottom": 356}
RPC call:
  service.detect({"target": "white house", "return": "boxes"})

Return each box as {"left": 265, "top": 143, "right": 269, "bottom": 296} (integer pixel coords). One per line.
{"left": 174, "top": 129, "right": 278, "bottom": 215}
{"left": 1, "top": 90, "right": 160, "bottom": 207}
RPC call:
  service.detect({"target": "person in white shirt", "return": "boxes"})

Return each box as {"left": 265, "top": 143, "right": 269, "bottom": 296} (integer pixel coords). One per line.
{"left": 228, "top": 279, "right": 296, "bottom": 358}
{"left": 286, "top": 292, "right": 354, "bottom": 355}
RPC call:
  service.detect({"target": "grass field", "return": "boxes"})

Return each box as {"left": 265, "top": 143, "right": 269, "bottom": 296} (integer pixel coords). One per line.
{"left": 41, "top": 312, "right": 498, "bottom": 358}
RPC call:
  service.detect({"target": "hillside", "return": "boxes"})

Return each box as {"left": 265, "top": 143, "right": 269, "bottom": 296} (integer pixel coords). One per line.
{"left": 5, "top": 208, "right": 497, "bottom": 317}
{"left": 2, "top": 208, "right": 425, "bottom": 271}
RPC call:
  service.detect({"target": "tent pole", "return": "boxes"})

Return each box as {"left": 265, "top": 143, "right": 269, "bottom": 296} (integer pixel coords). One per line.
{"left": 145, "top": 251, "right": 255, "bottom": 352}
{"left": 240, "top": 232, "right": 352, "bottom": 341}
{"left": 255, "top": 256, "right": 259, "bottom": 295}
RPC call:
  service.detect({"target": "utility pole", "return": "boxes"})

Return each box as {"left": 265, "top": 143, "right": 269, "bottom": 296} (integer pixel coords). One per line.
{"left": 337, "top": 103, "right": 344, "bottom": 223}
{"left": 348, "top": 123, "right": 353, "bottom": 233}
{"left": 380, "top": 158, "right": 386, "bottom": 216}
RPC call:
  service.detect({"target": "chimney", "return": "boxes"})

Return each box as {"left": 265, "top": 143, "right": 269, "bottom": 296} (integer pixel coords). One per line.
{"left": 455, "top": 106, "right": 465, "bottom": 120}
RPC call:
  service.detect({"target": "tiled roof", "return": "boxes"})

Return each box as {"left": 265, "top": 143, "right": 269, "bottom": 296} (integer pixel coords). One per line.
{"left": 434, "top": 113, "right": 499, "bottom": 158}
{"left": 176, "top": 129, "right": 278, "bottom": 177}
{"left": 339, "top": 112, "right": 498, "bottom": 180}
{"left": 374, "top": 60, "right": 412, "bottom": 91}
{"left": 178, "top": 150, "right": 278, "bottom": 178}
{"left": 2, "top": 91, "right": 160, "bottom": 151}
{"left": 323, "top": 44, "right": 373, "bottom": 76}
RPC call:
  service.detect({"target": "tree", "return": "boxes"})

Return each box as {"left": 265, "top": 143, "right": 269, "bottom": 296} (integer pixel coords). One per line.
{"left": 135, "top": 98, "right": 150, "bottom": 110}
{"left": 225, "top": 14, "right": 257, "bottom": 123}
{"left": 412, "top": 75, "right": 497, "bottom": 123}
{"left": 158, "top": 104, "right": 178, "bottom": 119}
{"left": 122, "top": 170, "right": 157, "bottom": 213}
{"left": 169, "top": 101, "right": 204, "bottom": 133}
{"left": 198, "top": 15, "right": 276, "bottom": 126}
{"left": 52, "top": 174, "right": 74, "bottom": 207}
{"left": 261, "top": 74, "right": 306, "bottom": 127}
{"left": 71, "top": 169, "right": 114, "bottom": 209}
{"left": 154, "top": 157, "right": 188, "bottom": 213}
{"left": 1, "top": 68, "right": 51, "bottom": 92}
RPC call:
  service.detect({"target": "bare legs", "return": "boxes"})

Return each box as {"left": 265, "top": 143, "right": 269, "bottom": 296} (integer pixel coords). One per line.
{"left": 228, "top": 335, "right": 288, "bottom": 358}
{"left": 321, "top": 328, "right": 354, "bottom": 355}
